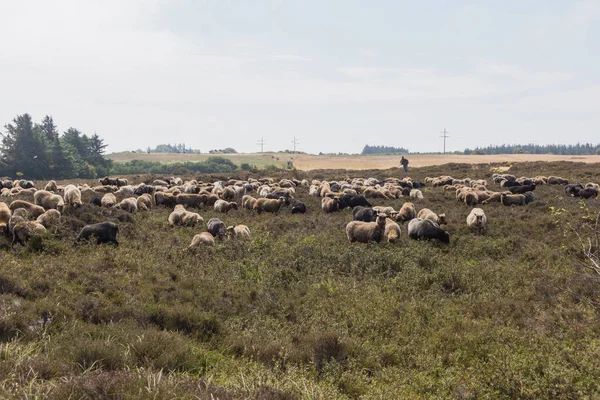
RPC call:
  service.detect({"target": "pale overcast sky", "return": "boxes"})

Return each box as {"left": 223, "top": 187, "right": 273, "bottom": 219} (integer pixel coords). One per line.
{"left": 0, "top": 1, "right": 598, "bottom": 154}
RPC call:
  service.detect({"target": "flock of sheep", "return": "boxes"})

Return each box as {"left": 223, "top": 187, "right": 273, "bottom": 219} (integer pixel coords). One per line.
{"left": 0, "top": 171, "right": 586, "bottom": 248}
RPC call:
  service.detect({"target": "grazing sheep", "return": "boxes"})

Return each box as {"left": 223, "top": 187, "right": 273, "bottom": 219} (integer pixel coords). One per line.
{"left": 64, "top": 184, "right": 83, "bottom": 208}
{"left": 409, "top": 189, "right": 424, "bottom": 200}
{"left": 207, "top": 218, "right": 227, "bottom": 240}
{"left": 9, "top": 200, "right": 45, "bottom": 218}
{"left": 407, "top": 218, "right": 450, "bottom": 244}
{"left": 12, "top": 221, "right": 46, "bottom": 246}
{"left": 464, "top": 191, "right": 479, "bottom": 206}
{"left": 242, "top": 195, "right": 257, "bottom": 210}
{"left": 466, "top": 208, "right": 487, "bottom": 233}
{"left": 481, "top": 191, "right": 508, "bottom": 204}
{"left": 353, "top": 206, "right": 377, "bottom": 222}
{"left": 101, "top": 193, "right": 117, "bottom": 208}
{"left": 155, "top": 192, "right": 178, "bottom": 208}
{"left": 134, "top": 183, "right": 155, "bottom": 196}
{"left": 176, "top": 193, "right": 206, "bottom": 209}
{"left": 90, "top": 196, "right": 103, "bottom": 207}
{"left": 9, "top": 208, "right": 28, "bottom": 235}
{"left": 337, "top": 194, "right": 372, "bottom": 210}
{"left": 76, "top": 222, "right": 119, "bottom": 245}
{"left": 117, "top": 197, "right": 138, "bottom": 213}
{"left": 291, "top": 200, "right": 307, "bottom": 214}
{"left": 547, "top": 176, "right": 569, "bottom": 185}
{"left": 416, "top": 208, "right": 447, "bottom": 225}
{"left": 575, "top": 188, "right": 598, "bottom": 199}
{"left": 253, "top": 197, "right": 285, "bottom": 214}
{"left": 345, "top": 214, "right": 387, "bottom": 243}
{"left": 0, "top": 202, "right": 11, "bottom": 235}
{"left": 398, "top": 202, "right": 417, "bottom": 223}
{"left": 168, "top": 205, "right": 203, "bottom": 227}
{"left": 115, "top": 185, "right": 135, "bottom": 199}
{"left": 33, "top": 190, "right": 65, "bottom": 212}
{"left": 220, "top": 187, "right": 236, "bottom": 201}
{"left": 373, "top": 206, "right": 397, "bottom": 215}
{"left": 226, "top": 224, "right": 252, "bottom": 240}
{"left": 321, "top": 197, "right": 340, "bottom": 213}
{"left": 214, "top": 199, "right": 238, "bottom": 214}
{"left": 36, "top": 209, "right": 61, "bottom": 229}
{"left": 188, "top": 232, "right": 215, "bottom": 248}
{"left": 509, "top": 184, "right": 536, "bottom": 194}
{"left": 44, "top": 180, "right": 57, "bottom": 192}
{"left": 565, "top": 184, "right": 584, "bottom": 196}
{"left": 384, "top": 218, "right": 401, "bottom": 243}
{"left": 523, "top": 191, "right": 535, "bottom": 204}
{"left": 501, "top": 193, "right": 527, "bottom": 206}
{"left": 136, "top": 193, "right": 152, "bottom": 211}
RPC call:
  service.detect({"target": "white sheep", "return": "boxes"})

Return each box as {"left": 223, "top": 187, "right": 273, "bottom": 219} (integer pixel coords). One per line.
{"left": 466, "top": 208, "right": 487, "bottom": 232}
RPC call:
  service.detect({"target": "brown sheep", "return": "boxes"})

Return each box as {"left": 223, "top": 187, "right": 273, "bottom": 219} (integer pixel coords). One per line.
{"left": 220, "top": 187, "right": 236, "bottom": 201}
{"left": 416, "top": 208, "right": 447, "bottom": 225}
{"left": 214, "top": 199, "right": 238, "bottom": 214}
{"left": 117, "top": 197, "right": 138, "bottom": 213}
{"left": 33, "top": 190, "right": 65, "bottom": 212}
{"left": 44, "top": 180, "right": 58, "bottom": 192}
{"left": 101, "top": 193, "right": 117, "bottom": 208}
{"left": 36, "top": 209, "right": 61, "bottom": 229}
{"left": 136, "top": 193, "right": 152, "bottom": 211}
{"left": 168, "top": 205, "right": 204, "bottom": 227}
{"left": 226, "top": 224, "right": 252, "bottom": 240}
{"left": 398, "top": 202, "right": 416, "bottom": 223}
{"left": 188, "top": 232, "right": 215, "bottom": 248}
{"left": 346, "top": 214, "right": 387, "bottom": 243}
{"left": 155, "top": 192, "right": 178, "bottom": 208}
{"left": 242, "top": 195, "right": 257, "bottom": 210}
{"left": 321, "top": 197, "right": 340, "bottom": 213}
{"left": 9, "top": 200, "right": 45, "bottom": 218}
{"left": 0, "top": 202, "right": 11, "bottom": 235}
{"left": 253, "top": 197, "right": 285, "bottom": 214}
{"left": 464, "top": 191, "right": 479, "bottom": 206}
{"left": 12, "top": 221, "right": 46, "bottom": 246}
{"left": 384, "top": 218, "right": 401, "bottom": 243}
{"left": 176, "top": 194, "right": 206, "bottom": 209}
{"left": 501, "top": 193, "right": 526, "bottom": 206}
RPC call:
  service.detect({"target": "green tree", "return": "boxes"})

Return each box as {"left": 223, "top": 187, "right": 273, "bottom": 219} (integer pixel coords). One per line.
{"left": 0, "top": 114, "right": 48, "bottom": 178}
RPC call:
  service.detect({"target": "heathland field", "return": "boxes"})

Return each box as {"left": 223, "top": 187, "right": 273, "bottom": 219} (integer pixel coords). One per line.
{"left": 2, "top": 161, "right": 600, "bottom": 398}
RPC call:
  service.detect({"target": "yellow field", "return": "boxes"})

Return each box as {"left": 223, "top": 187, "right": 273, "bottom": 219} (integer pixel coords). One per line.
{"left": 108, "top": 152, "right": 600, "bottom": 170}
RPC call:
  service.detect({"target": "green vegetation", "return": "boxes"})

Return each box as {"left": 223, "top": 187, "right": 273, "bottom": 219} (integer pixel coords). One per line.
{"left": 464, "top": 142, "right": 600, "bottom": 155}
{"left": 110, "top": 157, "right": 239, "bottom": 175}
{"left": 1, "top": 161, "right": 600, "bottom": 398}
{"left": 361, "top": 145, "right": 409, "bottom": 155}
{"left": 0, "top": 114, "right": 111, "bottom": 179}
{"left": 140, "top": 143, "right": 200, "bottom": 154}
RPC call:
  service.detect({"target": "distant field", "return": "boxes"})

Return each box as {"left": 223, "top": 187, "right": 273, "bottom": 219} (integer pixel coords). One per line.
{"left": 108, "top": 152, "right": 600, "bottom": 170}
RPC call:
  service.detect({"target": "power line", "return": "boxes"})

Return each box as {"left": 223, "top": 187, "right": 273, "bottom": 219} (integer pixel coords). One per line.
{"left": 440, "top": 128, "right": 450, "bottom": 154}
{"left": 291, "top": 136, "right": 300, "bottom": 153}
{"left": 257, "top": 137, "right": 266, "bottom": 153}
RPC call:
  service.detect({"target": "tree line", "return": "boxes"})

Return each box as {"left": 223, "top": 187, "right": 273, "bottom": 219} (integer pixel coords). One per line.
{"left": 464, "top": 143, "right": 600, "bottom": 155}
{"left": 361, "top": 145, "right": 409, "bottom": 155}
{"left": 0, "top": 114, "right": 111, "bottom": 179}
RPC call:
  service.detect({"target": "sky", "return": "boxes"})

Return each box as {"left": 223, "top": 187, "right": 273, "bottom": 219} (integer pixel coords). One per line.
{"left": 0, "top": 0, "right": 598, "bottom": 154}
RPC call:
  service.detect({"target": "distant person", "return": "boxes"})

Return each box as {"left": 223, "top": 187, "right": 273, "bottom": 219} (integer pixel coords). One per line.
{"left": 400, "top": 156, "right": 409, "bottom": 172}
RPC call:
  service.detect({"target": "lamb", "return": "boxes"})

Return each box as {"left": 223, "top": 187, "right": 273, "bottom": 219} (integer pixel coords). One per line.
{"left": 501, "top": 193, "right": 527, "bottom": 206}
{"left": 253, "top": 197, "right": 285, "bottom": 214}
{"left": 168, "top": 205, "right": 203, "bottom": 227}
{"left": 188, "top": 232, "right": 215, "bottom": 248}
{"left": 416, "top": 208, "right": 447, "bottom": 225}
{"left": 63, "top": 184, "right": 83, "bottom": 208}
{"left": 36, "top": 209, "right": 61, "bottom": 229}
{"left": 76, "top": 221, "right": 119, "bottom": 245}
{"left": 214, "top": 199, "right": 238, "bottom": 214}
{"left": 207, "top": 218, "right": 227, "bottom": 240}
{"left": 44, "top": 180, "right": 57, "bottom": 192}
{"left": 0, "top": 202, "right": 11, "bottom": 235}
{"left": 9, "top": 200, "right": 45, "bottom": 218}
{"left": 321, "top": 197, "right": 340, "bottom": 213}
{"left": 398, "top": 202, "right": 417, "bottom": 223}
{"left": 466, "top": 208, "right": 487, "bottom": 233}
{"left": 117, "top": 197, "right": 138, "bottom": 213}
{"left": 226, "top": 224, "right": 252, "bottom": 240}
{"left": 101, "top": 193, "right": 117, "bottom": 208}
{"left": 384, "top": 218, "right": 401, "bottom": 243}
{"left": 136, "top": 193, "right": 153, "bottom": 211}
{"left": 409, "top": 189, "right": 424, "bottom": 200}
{"left": 407, "top": 218, "right": 450, "bottom": 244}
{"left": 33, "top": 190, "right": 65, "bottom": 212}
{"left": 12, "top": 221, "right": 46, "bottom": 246}
{"left": 345, "top": 214, "right": 387, "bottom": 243}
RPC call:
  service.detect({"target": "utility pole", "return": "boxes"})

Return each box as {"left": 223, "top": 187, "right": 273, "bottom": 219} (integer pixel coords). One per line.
{"left": 291, "top": 136, "right": 299, "bottom": 153}
{"left": 440, "top": 128, "right": 450, "bottom": 154}
{"left": 257, "top": 137, "right": 266, "bottom": 153}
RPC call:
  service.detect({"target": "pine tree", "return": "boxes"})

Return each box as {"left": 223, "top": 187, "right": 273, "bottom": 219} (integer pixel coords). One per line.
{"left": 0, "top": 114, "right": 48, "bottom": 178}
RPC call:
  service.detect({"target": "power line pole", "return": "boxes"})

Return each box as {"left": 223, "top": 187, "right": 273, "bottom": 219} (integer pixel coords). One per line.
{"left": 257, "top": 137, "right": 266, "bottom": 153}
{"left": 440, "top": 128, "right": 450, "bottom": 154}
{"left": 291, "top": 136, "right": 299, "bottom": 153}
